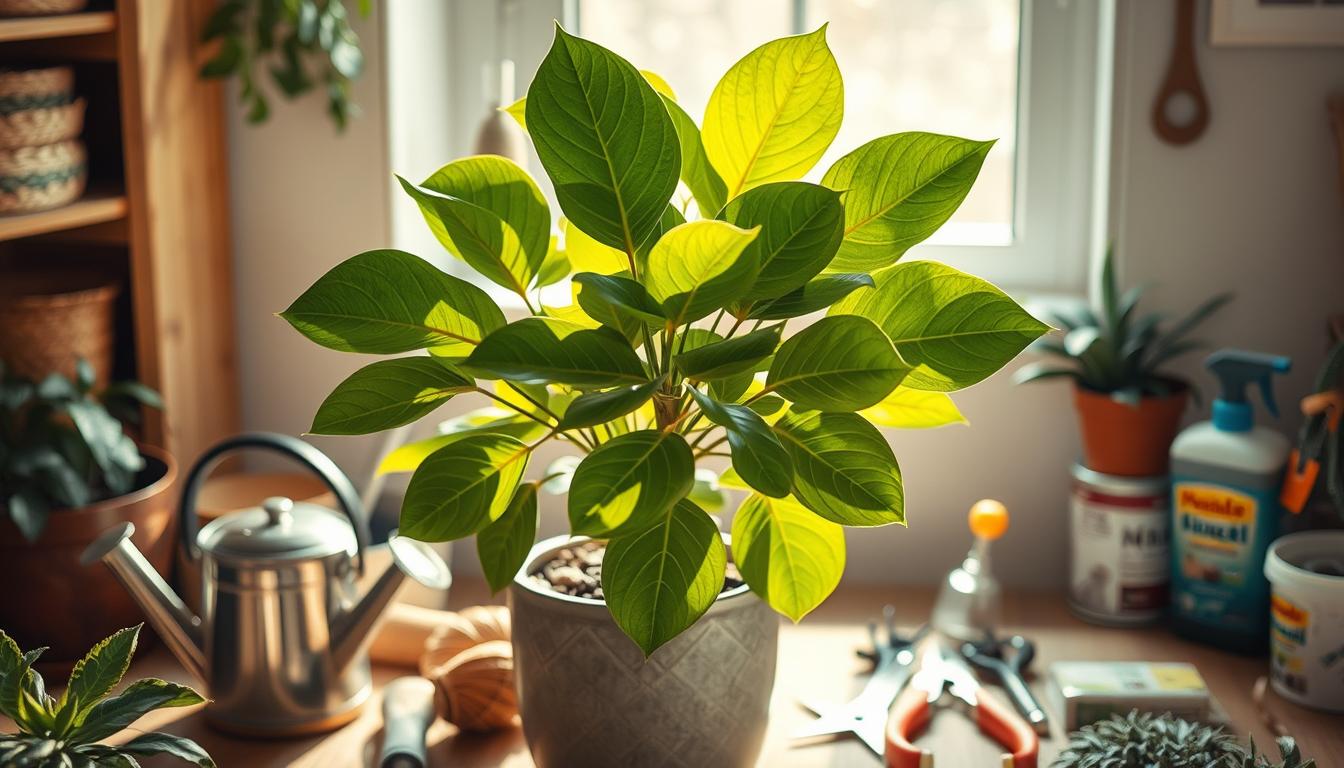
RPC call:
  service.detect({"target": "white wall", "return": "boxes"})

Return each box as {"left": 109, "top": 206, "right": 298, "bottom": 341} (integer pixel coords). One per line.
{"left": 227, "top": 0, "right": 1344, "bottom": 588}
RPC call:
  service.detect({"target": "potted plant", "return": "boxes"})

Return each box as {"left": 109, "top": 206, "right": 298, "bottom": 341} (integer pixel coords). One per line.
{"left": 1054, "top": 710, "right": 1315, "bottom": 767}
{"left": 0, "top": 360, "right": 174, "bottom": 663}
{"left": 0, "top": 625, "right": 214, "bottom": 767}
{"left": 283, "top": 25, "right": 1046, "bottom": 767}
{"left": 1015, "top": 248, "right": 1232, "bottom": 476}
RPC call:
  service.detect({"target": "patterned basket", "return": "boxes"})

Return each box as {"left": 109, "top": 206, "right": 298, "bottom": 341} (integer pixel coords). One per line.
{"left": 0, "top": 0, "right": 88, "bottom": 17}
{"left": 0, "top": 139, "right": 86, "bottom": 213}
{"left": 0, "top": 98, "right": 84, "bottom": 148}
{"left": 0, "top": 67, "right": 74, "bottom": 105}
{"left": 0, "top": 269, "right": 119, "bottom": 387}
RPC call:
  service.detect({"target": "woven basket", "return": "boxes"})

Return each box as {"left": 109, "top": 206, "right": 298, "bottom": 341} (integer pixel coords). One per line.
{"left": 0, "top": 0, "right": 87, "bottom": 17}
{"left": 0, "top": 269, "right": 119, "bottom": 386}
{"left": 0, "top": 67, "right": 74, "bottom": 104}
{"left": 0, "top": 98, "right": 84, "bottom": 148}
{"left": 0, "top": 139, "right": 86, "bottom": 213}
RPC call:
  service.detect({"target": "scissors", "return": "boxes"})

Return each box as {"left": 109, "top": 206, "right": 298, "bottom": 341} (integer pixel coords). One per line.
{"left": 887, "top": 644, "right": 1039, "bottom": 768}
{"left": 791, "top": 607, "right": 926, "bottom": 757}
{"left": 962, "top": 634, "right": 1049, "bottom": 735}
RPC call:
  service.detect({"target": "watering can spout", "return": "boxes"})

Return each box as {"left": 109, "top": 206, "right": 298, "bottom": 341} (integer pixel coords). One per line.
{"left": 81, "top": 523, "right": 207, "bottom": 682}
{"left": 330, "top": 533, "right": 451, "bottom": 674}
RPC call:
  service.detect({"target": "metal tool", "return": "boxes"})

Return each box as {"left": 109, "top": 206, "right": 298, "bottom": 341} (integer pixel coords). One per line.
{"left": 962, "top": 634, "right": 1049, "bottom": 735}
{"left": 81, "top": 432, "right": 452, "bottom": 736}
{"left": 887, "top": 645, "right": 1039, "bottom": 768}
{"left": 791, "top": 607, "right": 925, "bottom": 757}
{"left": 380, "top": 676, "right": 437, "bottom": 768}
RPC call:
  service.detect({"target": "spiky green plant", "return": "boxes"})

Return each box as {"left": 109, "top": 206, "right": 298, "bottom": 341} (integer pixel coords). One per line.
{"left": 1015, "top": 247, "right": 1232, "bottom": 405}
{"left": 0, "top": 625, "right": 212, "bottom": 767}
{"left": 1052, "top": 711, "right": 1315, "bottom": 768}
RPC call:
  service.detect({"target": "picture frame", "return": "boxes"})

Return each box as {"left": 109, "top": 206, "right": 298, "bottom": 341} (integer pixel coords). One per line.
{"left": 1210, "top": 0, "right": 1344, "bottom": 46}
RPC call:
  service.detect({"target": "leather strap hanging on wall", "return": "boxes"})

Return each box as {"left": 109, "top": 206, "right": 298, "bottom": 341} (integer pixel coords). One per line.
{"left": 1153, "top": 0, "right": 1211, "bottom": 145}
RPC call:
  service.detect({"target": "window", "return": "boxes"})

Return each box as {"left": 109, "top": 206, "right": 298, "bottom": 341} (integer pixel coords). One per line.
{"left": 393, "top": 0, "right": 1110, "bottom": 294}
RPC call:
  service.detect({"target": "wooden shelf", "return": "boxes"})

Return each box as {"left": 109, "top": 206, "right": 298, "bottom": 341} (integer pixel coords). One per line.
{"left": 0, "top": 11, "right": 115, "bottom": 44}
{"left": 0, "top": 191, "right": 127, "bottom": 242}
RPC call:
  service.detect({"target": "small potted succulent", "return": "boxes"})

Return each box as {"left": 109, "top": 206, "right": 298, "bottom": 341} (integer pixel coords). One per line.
{"left": 0, "top": 360, "right": 174, "bottom": 662}
{"left": 1015, "top": 248, "right": 1232, "bottom": 476}
{"left": 283, "top": 24, "right": 1046, "bottom": 767}
{"left": 1054, "top": 711, "right": 1315, "bottom": 768}
{"left": 0, "top": 625, "right": 214, "bottom": 767}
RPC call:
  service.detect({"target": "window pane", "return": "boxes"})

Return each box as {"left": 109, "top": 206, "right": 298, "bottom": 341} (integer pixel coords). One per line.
{"left": 578, "top": 0, "right": 1019, "bottom": 245}
{"left": 808, "top": 0, "right": 1019, "bottom": 242}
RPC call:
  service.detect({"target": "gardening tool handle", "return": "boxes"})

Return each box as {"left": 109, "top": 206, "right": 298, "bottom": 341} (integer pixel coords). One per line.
{"left": 178, "top": 432, "right": 369, "bottom": 574}
{"left": 885, "top": 686, "right": 931, "bottom": 767}
{"left": 975, "top": 689, "right": 1039, "bottom": 768}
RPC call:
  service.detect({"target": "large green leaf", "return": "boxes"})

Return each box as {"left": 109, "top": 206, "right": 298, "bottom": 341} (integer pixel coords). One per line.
{"left": 674, "top": 325, "right": 781, "bottom": 381}
{"left": 563, "top": 217, "right": 629, "bottom": 275}
{"left": 749, "top": 273, "right": 873, "bottom": 320}
{"left": 861, "top": 386, "right": 967, "bottom": 429}
{"left": 703, "top": 26, "right": 843, "bottom": 197}
{"left": 527, "top": 27, "right": 679, "bottom": 254}
{"left": 375, "top": 412, "right": 545, "bottom": 475}
{"left": 821, "top": 133, "right": 994, "bottom": 272}
{"left": 399, "top": 433, "right": 530, "bottom": 542}
{"left": 645, "top": 220, "right": 760, "bottom": 326}
{"left": 281, "top": 249, "right": 505, "bottom": 355}
{"left": 731, "top": 493, "right": 845, "bottom": 621}
{"left": 568, "top": 430, "right": 694, "bottom": 536}
{"left": 832, "top": 260, "right": 1049, "bottom": 391}
{"left": 421, "top": 155, "right": 550, "bottom": 267}
{"left": 477, "top": 483, "right": 539, "bottom": 594}
{"left": 117, "top": 732, "right": 215, "bottom": 768}
{"left": 766, "top": 315, "right": 910, "bottom": 410}
{"left": 60, "top": 626, "right": 139, "bottom": 725}
{"left": 602, "top": 499, "right": 726, "bottom": 656}
{"left": 464, "top": 317, "right": 647, "bottom": 388}
{"left": 719, "top": 182, "right": 844, "bottom": 303}
{"left": 572, "top": 272, "right": 665, "bottom": 338}
{"left": 558, "top": 377, "right": 663, "bottom": 430}
{"left": 688, "top": 389, "right": 792, "bottom": 498}
{"left": 399, "top": 178, "right": 526, "bottom": 291}
{"left": 772, "top": 409, "right": 904, "bottom": 526}
{"left": 310, "top": 358, "right": 473, "bottom": 435}
{"left": 75, "top": 679, "right": 204, "bottom": 744}
{"left": 663, "top": 95, "right": 727, "bottom": 216}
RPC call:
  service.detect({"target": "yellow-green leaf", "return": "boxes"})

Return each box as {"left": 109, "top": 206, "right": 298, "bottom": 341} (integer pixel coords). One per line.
{"left": 562, "top": 218, "right": 629, "bottom": 275}
{"left": 568, "top": 429, "right": 695, "bottom": 536}
{"left": 861, "top": 387, "right": 967, "bottom": 429}
{"left": 503, "top": 96, "right": 527, "bottom": 130}
{"left": 731, "top": 493, "right": 845, "bottom": 622}
{"left": 400, "top": 433, "right": 531, "bottom": 541}
{"left": 702, "top": 25, "right": 843, "bottom": 197}
{"left": 640, "top": 69, "right": 677, "bottom": 101}
{"left": 645, "top": 220, "right": 760, "bottom": 326}
{"left": 478, "top": 483, "right": 539, "bottom": 593}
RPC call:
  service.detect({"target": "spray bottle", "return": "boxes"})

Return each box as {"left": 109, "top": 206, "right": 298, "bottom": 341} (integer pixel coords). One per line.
{"left": 1170, "top": 349, "right": 1292, "bottom": 653}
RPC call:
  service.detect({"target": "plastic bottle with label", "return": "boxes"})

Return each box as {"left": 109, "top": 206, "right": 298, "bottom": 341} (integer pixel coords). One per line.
{"left": 1169, "top": 349, "right": 1292, "bottom": 653}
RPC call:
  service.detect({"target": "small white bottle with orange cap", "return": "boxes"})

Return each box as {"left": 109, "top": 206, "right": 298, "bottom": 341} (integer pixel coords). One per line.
{"left": 931, "top": 499, "right": 1010, "bottom": 642}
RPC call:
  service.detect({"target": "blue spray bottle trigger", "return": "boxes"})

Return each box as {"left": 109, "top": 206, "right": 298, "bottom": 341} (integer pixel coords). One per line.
{"left": 1205, "top": 349, "right": 1291, "bottom": 432}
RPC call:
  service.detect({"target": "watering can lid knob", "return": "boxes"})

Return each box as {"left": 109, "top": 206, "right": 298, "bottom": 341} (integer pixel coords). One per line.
{"left": 263, "top": 496, "right": 294, "bottom": 526}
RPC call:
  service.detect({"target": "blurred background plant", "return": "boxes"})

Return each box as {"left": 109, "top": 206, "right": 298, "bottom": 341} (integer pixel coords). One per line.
{"left": 200, "top": 0, "right": 372, "bottom": 130}
{"left": 0, "top": 359, "right": 161, "bottom": 541}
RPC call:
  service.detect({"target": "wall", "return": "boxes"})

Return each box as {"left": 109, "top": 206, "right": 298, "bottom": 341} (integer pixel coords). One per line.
{"left": 226, "top": 0, "right": 1344, "bottom": 588}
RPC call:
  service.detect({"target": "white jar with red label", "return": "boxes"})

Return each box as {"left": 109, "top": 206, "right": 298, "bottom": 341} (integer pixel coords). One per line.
{"left": 1069, "top": 464, "right": 1170, "bottom": 626}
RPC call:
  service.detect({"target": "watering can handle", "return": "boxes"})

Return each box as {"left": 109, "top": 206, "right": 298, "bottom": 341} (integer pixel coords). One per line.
{"left": 178, "top": 432, "right": 370, "bottom": 575}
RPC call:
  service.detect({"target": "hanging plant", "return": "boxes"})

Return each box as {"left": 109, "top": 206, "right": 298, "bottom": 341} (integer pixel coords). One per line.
{"left": 200, "top": 0, "right": 372, "bottom": 131}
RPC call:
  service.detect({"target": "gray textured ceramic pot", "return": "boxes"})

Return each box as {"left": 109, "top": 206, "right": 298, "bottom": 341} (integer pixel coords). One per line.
{"left": 509, "top": 534, "right": 779, "bottom": 768}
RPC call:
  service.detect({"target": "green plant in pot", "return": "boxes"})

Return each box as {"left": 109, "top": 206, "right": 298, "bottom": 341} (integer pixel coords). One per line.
{"left": 1015, "top": 248, "right": 1232, "bottom": 476}
{"left": 1053, "top": 710, "right": 1314, "bottom": 767}
{"left": 0, "top": 360, "right": 176, "bottom": 662}
{"left": 282, "top": 24, "right": 1046, "bottom": 767}
{"left": 0, "top": 625, "right": 214, "bottom": 767}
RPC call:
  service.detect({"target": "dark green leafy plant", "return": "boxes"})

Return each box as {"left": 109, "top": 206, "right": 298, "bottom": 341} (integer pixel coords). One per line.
{"left": 200, "top": 0, "right": 371, "bottom": 130}
{"left": 0, "top": 625, "right": 213, "bottom": 768}
{"left": 1053, "top": 711, "right": 1315, "bottom": 768}
{"left": 1015, "top": 247, "right": 1232, "bottom": 405}
{"left": 0, "top": 360, "right": 162, "bottom": 542}
{"left": 283, "top": 26, "right": 1048, "bottom": 654}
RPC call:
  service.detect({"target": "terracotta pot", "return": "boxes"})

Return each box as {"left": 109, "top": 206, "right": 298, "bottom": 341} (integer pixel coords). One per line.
{"left": 1073, "top": 383, "right": 1188, "bottom": 476}
{"left": 0, "top": 446, "right": 177, "bottom": 663}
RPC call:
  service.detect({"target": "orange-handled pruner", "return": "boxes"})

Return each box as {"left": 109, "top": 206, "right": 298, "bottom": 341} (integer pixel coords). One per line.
{"left": 886, "top": 645, "right": 1038, "bottom": 768}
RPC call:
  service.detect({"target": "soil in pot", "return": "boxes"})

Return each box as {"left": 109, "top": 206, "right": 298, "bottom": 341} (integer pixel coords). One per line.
{"left": 526, "top": 540, "right": 744, "bottom": 600}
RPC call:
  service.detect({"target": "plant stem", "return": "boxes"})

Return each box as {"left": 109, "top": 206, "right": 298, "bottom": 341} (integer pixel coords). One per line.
{"left": 476, "top": 386, "right": 595, "bottom": 451}
{"left": 724, "top": 317, "right": 745, "bottom": 339}
{"left": 693, "top": 435, "right": 730, "bottom": 458}
{"left": 708, "top": 308, "right": 726, "bottom": 336}
{"left": 689, "top": 426, "right": 725, "bottom": 452}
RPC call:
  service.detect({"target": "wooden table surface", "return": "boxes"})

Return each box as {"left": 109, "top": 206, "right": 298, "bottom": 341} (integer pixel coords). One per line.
{"left": 59, "top": 581, "right": 1344, "bottom": 767}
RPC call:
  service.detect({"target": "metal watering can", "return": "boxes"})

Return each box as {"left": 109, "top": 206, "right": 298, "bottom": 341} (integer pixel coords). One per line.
{"left": 81, "top": 433, "right": 450, "bottom": 736}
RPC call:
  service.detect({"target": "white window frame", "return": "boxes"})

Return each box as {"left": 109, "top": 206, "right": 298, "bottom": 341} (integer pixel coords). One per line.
{"left": 384, "top": 0, "right": 1113, "bottom": 297}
